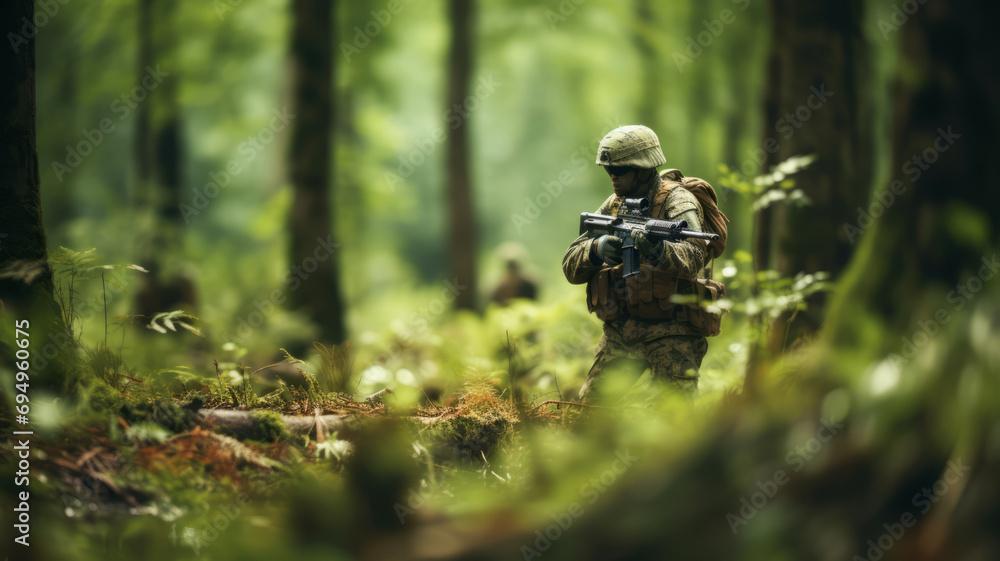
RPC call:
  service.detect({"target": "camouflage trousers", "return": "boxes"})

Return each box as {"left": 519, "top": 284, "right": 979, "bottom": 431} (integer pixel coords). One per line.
{"left": 578, "top": 319, "right": 708, "bottom": 403}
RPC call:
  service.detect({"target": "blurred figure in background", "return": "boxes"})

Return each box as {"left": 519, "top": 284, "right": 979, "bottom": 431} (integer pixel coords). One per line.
{"left": 490, "top": 242, "right": 538, "bottom": 306}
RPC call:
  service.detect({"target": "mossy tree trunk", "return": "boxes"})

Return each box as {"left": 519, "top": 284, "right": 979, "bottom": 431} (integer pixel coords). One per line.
{"left": 825, "top": 2, "right": 1000, "bottom": 345}
{"left": 746, "top": 0, "right": 872, "bottom": 392}
{"left": 288, "top": 0, "right": 347, "bottom": 344}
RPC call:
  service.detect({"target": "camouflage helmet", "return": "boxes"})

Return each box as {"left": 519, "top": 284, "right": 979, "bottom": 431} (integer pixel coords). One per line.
{"left": 595, "top": 125, "right": 666, "bottom": 169}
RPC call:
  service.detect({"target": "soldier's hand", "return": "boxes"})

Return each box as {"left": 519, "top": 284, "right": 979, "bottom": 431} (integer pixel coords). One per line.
{"left": 633, "top": 232, "right": 664, "bottom": 262}
{"left": 594, "top": 235, "right": 624, "bottom": 266}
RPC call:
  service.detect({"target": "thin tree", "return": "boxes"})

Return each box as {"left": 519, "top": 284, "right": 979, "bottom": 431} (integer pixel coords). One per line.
{"left": 0, "top": 0, "right": 66, "bottom": 391}
{"left": 135, "top": 0, "right": 197, "bottom": 321}
{"left": 445, "top": 0, "right": 478, "bottom": 311}
{"left": 632, "top": 0, "right": 658, "bottom": 127}
{"left": 135, "top": 0, "right": 153, "bottom": 206}
{"left": 288, "top": 0, "right": 346, "bottom": 344}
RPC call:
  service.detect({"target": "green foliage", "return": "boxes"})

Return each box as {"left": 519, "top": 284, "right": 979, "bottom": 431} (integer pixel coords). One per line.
{"left": 249, "top": 410, "right": 291, "bottom": 443}
{"left": 309, "top": 341, "right": 355, "bottom": 395}
{"left": 85, "top": 381, "right": 126, "bottom": 414}
{"left": 717, "top": 154, "right": 816, "bottom": 211}
{"left": 146, "top": 310, "right": 202, "bottom": 337}
{"left": 421, "top": 374, "right": 518, "bottom": 465}
{"left": 314, "top": 432, "right": 354, "bottom": 463}
{"left": 82, "top": 343, "right": 133, "bottom": 392}
{"left": 124, "top": 421, "right": 172, "bottom": 444}
{"left": 120, "top": 397, "right": 197, "bottom": 434}
{"left": 49, "top": 247, "right": 147, "bottom": 341}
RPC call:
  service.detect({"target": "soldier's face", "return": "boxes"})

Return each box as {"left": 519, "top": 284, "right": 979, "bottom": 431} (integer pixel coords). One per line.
{"left": 607, "top": 166, "right": 638, "bottom": 197}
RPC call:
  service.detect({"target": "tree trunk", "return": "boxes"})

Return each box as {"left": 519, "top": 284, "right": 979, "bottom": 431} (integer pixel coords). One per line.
{"left": 746, "top": 0, "right": 872, "bottom": 391}
{"left": 288, "top": 0, "right": 346, "bottom": 344}
{"left": 809, "top": 1, "right": 1000, "bottom": 555}
{"left": 446, "top": 0, "right": 478, "bottom": 311}
{"left": 718, "top": 0, "right": 755, "bottom": 269}
{"left": 133, "top": 0, "right": 197, "bottom": 322}
{"left": 686, "top": 0, "right": 714, "bottom": 137}
{"left": 826, "top": 2, "right": 1000, "bottom": 344}
{"left": 0, "top": 0, "right": 66, "bottom": 391}
{"left": 633, "top": 0, "right": 658, "bottom": 127}
{"left": 150, "top": 0, "right": 184, "bottom": 240}
{"left": 135, "top": 0, "right": 153, "bottom": 207}
{"left": 0, "top": 0, "right": 51, "bottom": 299}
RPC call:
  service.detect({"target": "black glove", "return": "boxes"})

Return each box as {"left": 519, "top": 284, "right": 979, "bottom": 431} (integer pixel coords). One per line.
{"left": 593, "top": 235, "right": 623, "bottom": 266}
{"left": 633, "top": 232, "right": 664, "bottom": 263}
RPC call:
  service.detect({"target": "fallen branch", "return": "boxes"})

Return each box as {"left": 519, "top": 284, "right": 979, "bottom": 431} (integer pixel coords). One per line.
{"left": 532, "top": 400, "right": 603, "bottom": 411}
{"left": 198, "top": 409, "right": 360, "bottom": 439}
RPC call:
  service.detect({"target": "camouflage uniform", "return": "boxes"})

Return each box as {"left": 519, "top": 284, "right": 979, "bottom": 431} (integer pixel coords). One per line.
{"left": 563, "top": 127, "right": 710, "bottom": 401}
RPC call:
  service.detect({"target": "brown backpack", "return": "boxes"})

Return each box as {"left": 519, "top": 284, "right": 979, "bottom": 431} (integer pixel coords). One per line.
{"left": 655, "top": 169, "right": 730, "bottom": 259}
{"left": 655, "top": 169, "right": 730, "bottom": 336}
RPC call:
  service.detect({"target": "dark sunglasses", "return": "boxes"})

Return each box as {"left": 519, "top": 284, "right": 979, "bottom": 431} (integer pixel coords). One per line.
{"left": 604, "top": 165, "right": 632, "bottom": 177}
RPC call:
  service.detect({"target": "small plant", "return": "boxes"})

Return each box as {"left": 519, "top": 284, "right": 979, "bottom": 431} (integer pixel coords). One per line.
{"left": 713, "top": 154, "right": 832, "bottom": 322}
{"left": 717, "top": 154, "right": 816, "bottom": 211}
{"left": 235, "top": 364, "right": 257, "bottom": 408}
{"left": 49, "top": 246, "right": 147, "bottom": 342}
{"left": 146, "top": 310, "right": 202, "bottom": 336}
{"left": 315, "top": 432, "right": 354, "bottom": 462}
{"left": 83, "top": 343, "right": 141, "bottom": 394}
{"left": 312, "top": 341, "right": 354, "bottom": 394}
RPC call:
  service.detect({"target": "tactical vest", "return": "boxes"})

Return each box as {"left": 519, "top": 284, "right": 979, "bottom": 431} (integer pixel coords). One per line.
{"left": 586, "top": 174, "right": 726, "bottom": 336}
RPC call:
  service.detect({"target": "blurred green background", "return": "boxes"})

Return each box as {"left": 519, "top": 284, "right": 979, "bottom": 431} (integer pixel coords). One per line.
{"left": 1, "top": 0, "right": 998, "bottom": 559}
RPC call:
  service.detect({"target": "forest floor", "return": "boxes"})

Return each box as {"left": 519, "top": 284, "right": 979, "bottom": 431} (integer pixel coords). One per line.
{"left": 26, "top": 364, "right": 562, "bottom": 525}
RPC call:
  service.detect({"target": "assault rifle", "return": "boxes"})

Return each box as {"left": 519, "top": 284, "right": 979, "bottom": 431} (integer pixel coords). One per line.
{"left": 579, "top": 197, "right": 719, "bottom": 278}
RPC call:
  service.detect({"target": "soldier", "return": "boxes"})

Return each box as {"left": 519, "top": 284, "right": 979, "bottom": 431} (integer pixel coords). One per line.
{"left": 562, "top": 125, "right": 715, "bottom": 402}
{"left": 491, "top": 242, "right": 539, "bottom": 306}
